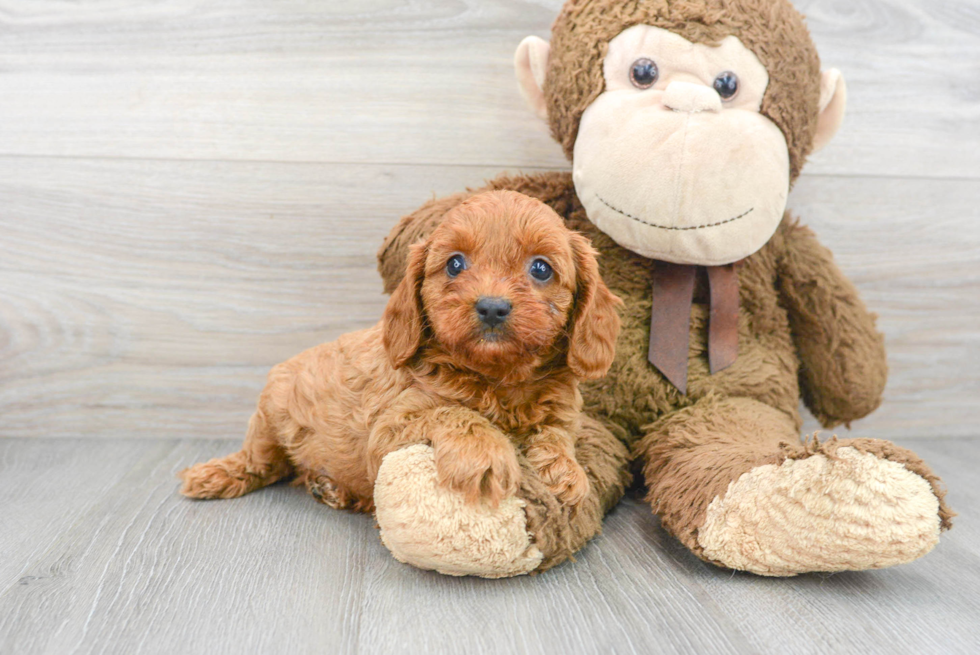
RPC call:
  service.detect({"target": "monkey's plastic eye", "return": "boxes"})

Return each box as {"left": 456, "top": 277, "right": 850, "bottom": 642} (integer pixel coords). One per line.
{"left": 629, "top": 58, "right": 659, "bottom": 89}
{"left": 713, "top": 71, "right": 739, "bottom": 100}
{"left": 446, "top": 254, "right": 467, "bottom": 278}
{"left": 528, "top": 258, "right": 553, "bottom": 282}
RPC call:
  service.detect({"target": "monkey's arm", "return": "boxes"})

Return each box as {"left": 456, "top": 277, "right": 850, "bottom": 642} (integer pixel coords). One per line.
{"left": 774, "top": 216, "right": 888, "bottom": 428}
{"left": 377, "top": 172, "right": 576, "bottom": 292}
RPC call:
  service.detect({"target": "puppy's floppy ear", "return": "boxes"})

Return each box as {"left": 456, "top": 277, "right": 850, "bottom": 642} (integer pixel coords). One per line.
{"left": 567, "top": 232, "right": 622, "bottom": 380}
{"left": 382, "top": 241, "right": 427, "bottom": 368}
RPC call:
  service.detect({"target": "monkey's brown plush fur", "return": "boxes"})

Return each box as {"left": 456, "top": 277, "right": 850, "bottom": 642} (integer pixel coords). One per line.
{"left": 377, "top": 0, "right": 952, "bottom": 575}
{"left": 380, "top": 174, "right": 952, "bottom": 572}
{"left": 180, "top": 192, "right": 629, "bottom": 553}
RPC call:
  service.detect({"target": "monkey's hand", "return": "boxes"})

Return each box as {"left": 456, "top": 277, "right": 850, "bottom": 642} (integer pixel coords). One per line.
{"left": 775, "top": 216, "right": 888, "bottom": 427}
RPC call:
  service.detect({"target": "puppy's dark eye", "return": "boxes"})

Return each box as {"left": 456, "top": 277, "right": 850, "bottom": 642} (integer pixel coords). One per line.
{"left": 446, "top": 254, "right": 467, "bottom": 278}
{"left": 713, "top": 71, "right": 739, "bottom": 100}
{"left": 630, "top": 58, "right": 659, "bottom": 89}
{"left": 528, "top": 258, "right": 553, "bottom": 282}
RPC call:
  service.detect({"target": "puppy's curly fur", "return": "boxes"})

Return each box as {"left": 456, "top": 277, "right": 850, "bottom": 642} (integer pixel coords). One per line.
{"left": 180, "top": 191, "right": 622, "bottom": 510}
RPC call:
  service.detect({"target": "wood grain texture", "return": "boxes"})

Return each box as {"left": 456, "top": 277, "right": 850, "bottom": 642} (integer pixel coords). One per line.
{"left": 1, "top": 158, "right": 977, "bottom": 439}
{"left": 0, "top": 437, "right": 977, "bottom": 655}
{"left": 0, "top": 439, "right": 159, "bottom": 587}
{"left": 0, "top": 1, "right": 976, "bottom": 651}
{"left": 0, "top": 0, "right": 978, "bottom": 178}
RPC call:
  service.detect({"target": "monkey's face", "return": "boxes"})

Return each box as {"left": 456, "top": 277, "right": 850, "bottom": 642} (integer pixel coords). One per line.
{"left": 571, "top": 25, "right": 789, "bottom": 266}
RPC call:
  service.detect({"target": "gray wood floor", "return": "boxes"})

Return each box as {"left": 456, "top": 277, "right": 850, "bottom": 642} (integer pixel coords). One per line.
{"left": 0, "top": 437, "right": 977, "bottom": 655}
{"left": 2, "top": 0, "right": 979, "bottom": 653}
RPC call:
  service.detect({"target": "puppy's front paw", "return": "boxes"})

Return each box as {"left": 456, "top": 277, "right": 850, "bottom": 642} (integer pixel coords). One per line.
{"left": 526, "top": 444, "right": 590, "bottom": 506}
{"left": 433, "top": 431, "right": 520, "bottom": 508}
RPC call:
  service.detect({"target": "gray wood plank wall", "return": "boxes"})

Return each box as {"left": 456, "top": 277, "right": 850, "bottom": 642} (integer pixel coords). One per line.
{"left": 1, "top": 0, "right": 978, "bottom": 440}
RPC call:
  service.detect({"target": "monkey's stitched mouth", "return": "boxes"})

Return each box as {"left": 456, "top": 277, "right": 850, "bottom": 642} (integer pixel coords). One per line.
{"left": 596, "top": 194, "right": 754, "bottom": 231}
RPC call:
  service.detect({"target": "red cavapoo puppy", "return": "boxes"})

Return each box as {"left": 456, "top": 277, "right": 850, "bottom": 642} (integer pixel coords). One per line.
{"left": 180, "top": 190, "right": 621, "bottom": 510}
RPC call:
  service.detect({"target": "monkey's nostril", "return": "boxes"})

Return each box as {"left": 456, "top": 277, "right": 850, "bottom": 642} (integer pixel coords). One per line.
{"left": 475, "top": 297, "right": 512, "bottom": 328}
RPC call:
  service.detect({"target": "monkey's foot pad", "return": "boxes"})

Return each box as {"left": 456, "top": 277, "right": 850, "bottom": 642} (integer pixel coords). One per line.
{"left": 697, "top": 446, "right": 942, "bottom": 576}
{"left": 374, "top": 444, "right": 543, "bottom": 578}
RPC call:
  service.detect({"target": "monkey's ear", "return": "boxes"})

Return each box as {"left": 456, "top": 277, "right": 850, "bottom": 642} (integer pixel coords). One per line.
{"left": 382, "top": 242, "right": 427, "bottom": 368}
{"left": 812, "top": 68, "right": 847, "bottom": 153}
{"left": 515, "top": 36, "right": 551, "bottom": 122}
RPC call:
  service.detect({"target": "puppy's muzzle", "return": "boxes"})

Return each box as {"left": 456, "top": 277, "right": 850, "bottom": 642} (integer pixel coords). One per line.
{"left": 475, "top": 297, "right": 512, "bottom": 329}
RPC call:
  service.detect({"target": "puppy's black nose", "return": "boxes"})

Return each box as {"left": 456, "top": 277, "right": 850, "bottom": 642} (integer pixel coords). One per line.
{"left": 475, "top": 297, "right": 512, "bottom": 328}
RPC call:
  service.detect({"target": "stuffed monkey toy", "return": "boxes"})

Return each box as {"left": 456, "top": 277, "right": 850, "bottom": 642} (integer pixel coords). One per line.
{"left": 373, "top": 0, "right": 953, "bottom": 577}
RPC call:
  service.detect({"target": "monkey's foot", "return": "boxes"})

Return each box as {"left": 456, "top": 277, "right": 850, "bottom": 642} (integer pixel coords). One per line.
{"left": 374, "top": 444, "right": 543, "bottom": 578}
{"left": 696, "top": 440, "right": 949, "bottom": 576}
